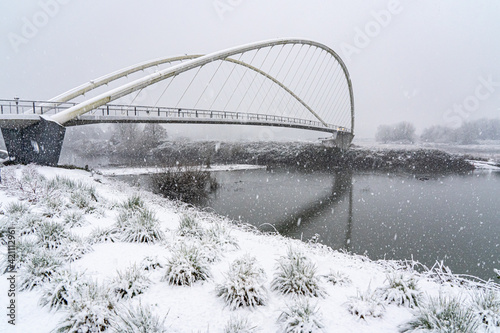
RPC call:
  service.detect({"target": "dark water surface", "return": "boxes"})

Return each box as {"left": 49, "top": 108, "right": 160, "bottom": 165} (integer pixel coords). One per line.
{"left": 195, "top": 169, "right": 499, "bottom": 281}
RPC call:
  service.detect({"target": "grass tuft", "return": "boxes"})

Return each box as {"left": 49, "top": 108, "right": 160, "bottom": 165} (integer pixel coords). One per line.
{"left": 375, "top": 272, "right": 422, "bottom": 308}
{"left": 324, "top": 270, "right": 352, "bottom": 286}
{"left": 111, "top": 264, "right": 152, "bottom": 299}
{"left": 0, "top": 238, "right": 37, "bottom": 272}
{"left": 277, "top": 299, "right": 324, "bottom": 332}
{"left": 204, "top": 223, "right": 239, "bottom": 251}
{"left": 162, "top": 244, "right": 211, "bottom": 286}
{"left": 177, "top": 214, "right": 204, "bottom": 239}
{"left": 115, "top": 207, "right": 164, "bottom": 243}
{"left": 62, "top": 210, "right": 86, "bottom": 227}
{"left": 5, "top": 201, "right": 31, "bottom": 215}
{"left": 39, "top": 269, "right": 85, "bottom": 310}
{"left": 36, "top": 221, "right": 70, "bottom": 249}
{"left": 70, "top": 186, "right": 98, "bottom": 213}
{"left": 140, "top": 255, "right": 164, "bottom": 271}
{"left": 471, "top": 288, "right": 500, "bottom": 331}
{"left": 216, "top": 255, "right": 268, "bottom": 309}
{"left": 345, "top": 288, "right": 385, "bottom": 320}
{"left": 58, "top": 236, "right": 94, "bottom": 262}
{"left": 271, "top": 247, "right": 325, "bottom": 297}
{"left": 120, "top": 194, "right": 145, "bottom": 211}
{"left": 110, "top": 302, "right": 168, "bottom": 333}
{"left": 399, "top": 294, "right": 480, "bottom": 332}
{"left": 224, "top": 315, "right": 258, "bottom": 333}
{"left": 19, "top": 249, "right": 62, "bottom": 291}
{"left": 54, "top": 281, "right": 115, "bottom": 333}
{"left": 88, "top": 227, "right": 119, "bottom": 244}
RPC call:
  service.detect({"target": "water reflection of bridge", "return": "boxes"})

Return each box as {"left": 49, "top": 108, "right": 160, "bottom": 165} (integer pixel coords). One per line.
{"left": 266, "top": 170, "right": 353, "bottom": 251}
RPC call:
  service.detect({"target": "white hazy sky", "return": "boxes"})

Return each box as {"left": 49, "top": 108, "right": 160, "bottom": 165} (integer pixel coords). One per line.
{"left": 1, "top": 0, "right": 500, "bottom": 139}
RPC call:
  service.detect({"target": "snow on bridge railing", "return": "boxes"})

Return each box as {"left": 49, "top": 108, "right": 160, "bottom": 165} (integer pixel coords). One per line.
{"left": 0, "top": 99, "right": 350, "bottom": 133}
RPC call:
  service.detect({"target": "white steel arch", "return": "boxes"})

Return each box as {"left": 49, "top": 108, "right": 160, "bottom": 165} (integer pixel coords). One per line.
{"left": 48, "top": 55, "right": 202, "bottom": 105}
{"left": 49, "top": 38, "right": 354, "bottom": 134}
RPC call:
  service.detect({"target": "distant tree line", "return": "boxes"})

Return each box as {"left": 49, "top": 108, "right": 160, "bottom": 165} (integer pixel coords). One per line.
{"left": 375, "top": 118, "right": 500, "bottom": 145}
{"left": 420, "top": 118, "right": 500, "bottom": 144}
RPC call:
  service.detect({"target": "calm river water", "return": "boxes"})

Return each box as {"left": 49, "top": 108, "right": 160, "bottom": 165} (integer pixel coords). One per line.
{"left": 194, "top": 168, "right": 499, "bottom": 281}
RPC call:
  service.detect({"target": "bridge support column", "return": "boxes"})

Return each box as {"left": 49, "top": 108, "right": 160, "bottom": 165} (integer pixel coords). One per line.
{"left": 321, "top": 132, "right": 354, "bottom": 150}
{"left": 335, "top": 132, "right": 354, "bottom": 150}
{"left": 1, "top": 117, "right": 66, "bottom": 166}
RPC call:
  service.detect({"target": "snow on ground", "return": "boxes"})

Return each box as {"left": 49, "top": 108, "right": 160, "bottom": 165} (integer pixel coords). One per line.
{"left": 97, "top": 164, "right": 266, "bottom": 176}
{"left": 467, "top": 159, "right": 500, "bottom": 171}
{"left": 0, "top": 165, "right": 499, "bottom": 332}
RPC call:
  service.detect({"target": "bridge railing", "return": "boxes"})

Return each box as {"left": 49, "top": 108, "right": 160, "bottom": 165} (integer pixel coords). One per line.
{"left": 0, "top": 99, "right": 351, "bottom": 133}
{"left": 0, "top": 99, "right": 77, "bottom": 115}
{"left": 85, "top": 104, "right": 350, "bottom": 133}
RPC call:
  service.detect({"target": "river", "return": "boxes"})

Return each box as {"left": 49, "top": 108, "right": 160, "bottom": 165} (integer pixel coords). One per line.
{"left": 190, "top": 168, "right": 499, "bottom": 281}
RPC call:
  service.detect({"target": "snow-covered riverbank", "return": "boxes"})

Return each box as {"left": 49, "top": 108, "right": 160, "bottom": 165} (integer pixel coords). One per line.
{"left": 0, "top": 165, "right": 499, "bottom": 332}
{"left": 97, "top": 164, "right": 266, "bottom": 176}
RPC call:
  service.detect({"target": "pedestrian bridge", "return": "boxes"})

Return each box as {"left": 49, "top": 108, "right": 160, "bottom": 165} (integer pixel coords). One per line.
{"left": 0, "top": 38, "right": 355, "bottom": 165}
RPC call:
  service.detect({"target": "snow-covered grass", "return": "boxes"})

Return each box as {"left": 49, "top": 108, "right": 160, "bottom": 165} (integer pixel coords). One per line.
{"left": 176, "top": 213, "right": 204, "bottom": 238}
{"left": 223, "top": 315, "right": 258, "bottom": 333}
{"left": 345, "top": 288, "right": 386, "bottom": 320}
{"left": 0, "top": 164, "right": 499, "bottom": 332}
{"left": 114, "top": 205, "right": 164, "bottom": 243}
{"left": 53, "top": 280, "right": 116, "bottom": 333}
{"left": 277, "top": 299, "right": 324, "bottom": 332}
{"left": 324, "top": 269, "right": 352, "bottom": 286}
{"left": 111, "top": 264, "right": 151, "bottom": 299}
{"left": 374, "top": 272, "right": 423, "bottom": 308}
{"left": 471, "top": 288, "right": 500, "bottom": 331}
{"left": 18, "top": 249, "right": 63, "bottom": 291}
{"left": 110, "top": 302, "right": 168, "bottom": 333}
{"left": 271, "top": 247, "right": 326, "bottom": 298}
{"left": 399, "top": 294, "right": 480, "bottom": 333}
{"left": 161, "top": 244, "right": 212, "bottom": 286}
{"left": 216, "top": 254, "right": 268, "bottom": 309}
{"left": 39, "top": 269, "right": 85, "bottom": 311}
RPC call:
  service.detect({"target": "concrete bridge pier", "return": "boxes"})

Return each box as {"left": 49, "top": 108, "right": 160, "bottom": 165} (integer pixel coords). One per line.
{"left": 1, "top": 117, "right": 66, "bottom": 166}
{"left": 321, "top": 131, "right": 354, "bottom": 150}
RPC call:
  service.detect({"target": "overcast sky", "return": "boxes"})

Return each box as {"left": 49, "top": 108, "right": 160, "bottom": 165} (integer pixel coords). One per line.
{"left": 1, "top": 0, "right": 499, "bottom": 139}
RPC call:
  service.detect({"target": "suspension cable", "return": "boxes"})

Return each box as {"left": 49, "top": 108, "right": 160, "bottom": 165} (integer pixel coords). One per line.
{"left": 209, "top": 52, "right": 244, "bottom": 110}
{"left": 222, "top": 49, "right": 260, "bottom": 111}
{"left": 176, "top": 65, "right": 204, "bottom": 107}
{"left": 153, "top": 75, "right": 176, "bottom": 107}
{"left": 194, "top": 59, "right": 226, "bottom": 108}
{"left": 259, "top": 44, "right": 294, "bottom": 112}
{"left": 235, "top": 46, "right": 273, "bottom": 112}
{"left": 248, "top": 45, "right": 285, "bottom": 112}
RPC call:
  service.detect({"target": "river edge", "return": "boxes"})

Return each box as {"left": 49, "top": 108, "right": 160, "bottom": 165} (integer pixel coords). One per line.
{"left": 60, "top": 141, "right": 480, "bottom": 175}
{"left": 0, "top": 164, "right": 499, "bottom": 332}
{"left": 149, "top": 141, "right": 480, "bottom": 174}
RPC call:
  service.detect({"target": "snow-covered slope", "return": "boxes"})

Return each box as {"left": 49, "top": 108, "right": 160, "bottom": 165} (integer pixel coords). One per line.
{"left": 0, "top": 165, "right": 498, "bottom": 332}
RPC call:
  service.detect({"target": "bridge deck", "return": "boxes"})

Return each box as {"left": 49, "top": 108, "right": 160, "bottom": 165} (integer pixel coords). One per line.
{"left": 0, "top": 99, "right": 350, "bottom": 134}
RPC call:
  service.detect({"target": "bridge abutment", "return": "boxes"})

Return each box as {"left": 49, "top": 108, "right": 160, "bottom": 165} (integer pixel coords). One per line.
{"left": 1, "top": 117, "right": 66, "bottom": 166}
{"left": 321, "top": 131, "right": 354, "bottom": 150}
